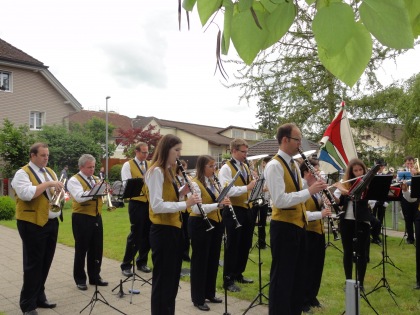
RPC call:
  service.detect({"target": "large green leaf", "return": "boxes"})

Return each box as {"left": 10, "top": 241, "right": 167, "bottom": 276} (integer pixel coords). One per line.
{"left": 197, "top": 0, "right": 223, "bottom": 26}
{"left": 182, "top": 0, "right": 197, "bottom": 11}
{"left": 222, "top": 0, "right": 234, "bottom": 54}
{"left": 262, "top": 1, "right": 295, "bottom": 50}
{"left": 318, "top": 22, "right": 372, "bottom": 87}
{"left": 231, "top": 3, "right": 269, "bottom": 65}
{"left": 405, "top": 0, "right": 420, "bottom": 37}
{"left": 313, "top": 3, "right": 355, "bottom": 57}
{"left": 316, "top": 0, "right": 342, "bottom": 10}
{"left": 238, "top": 0, "right": 253, "bottom": 12}
{"left": 360, "top": 0, "right": 413, "bottom": 49}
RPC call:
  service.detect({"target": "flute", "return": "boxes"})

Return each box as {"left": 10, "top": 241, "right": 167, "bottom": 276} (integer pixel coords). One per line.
{"left": 176, "top": 159, "right": 214, "bottom": 231}
{"left": 327, "top": 175, "right": 364, "bottom": 189}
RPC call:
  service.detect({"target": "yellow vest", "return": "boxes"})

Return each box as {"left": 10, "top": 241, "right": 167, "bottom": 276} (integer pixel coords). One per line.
{"left": 71, "top": 174, "right": 103, "bottom": 216}
{"left": 190, "top": 178, "right": 222, "bottom": 223}
{"left": 305, "top": 195, "right": 324, "bottom": 235}
{"left": 271, "top": 155, "right": 307, "bottom": 228}
{"left": 15, "top": 165, "right": 56, "bottom": 227}
{"left": 128, "top": 159, "right": 149, "bottom": 202}
{"left": 149, "top": 174, "right": 182, "bottom": 228}
{"left": 226, "top": 160, "right": 251, "bottom": 208}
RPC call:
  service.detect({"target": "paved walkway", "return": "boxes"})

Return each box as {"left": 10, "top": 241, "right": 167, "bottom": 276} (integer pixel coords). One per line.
{"left": 0, "top": 225, "right": 266, "bottom": 315}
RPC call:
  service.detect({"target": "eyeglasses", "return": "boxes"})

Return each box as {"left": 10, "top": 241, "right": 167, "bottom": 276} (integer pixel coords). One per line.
{"left": 140, "top": 151, "right": 149, "bottom": 154}
{"left": 287, "top": 136, "right": 302, "bottom": 142}
{"left": 238, "top": 150, "right": 248, "bottom": 154}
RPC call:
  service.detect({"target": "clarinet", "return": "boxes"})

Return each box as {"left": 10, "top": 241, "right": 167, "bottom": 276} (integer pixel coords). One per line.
{"left": 298, "top": 148, "right": 341, "bottom": 241}
{"left": 213, "top": 174, "right": 241, "bottom": 229}
{"left": 176, "top": 159, "right": 214, "bottom": 231}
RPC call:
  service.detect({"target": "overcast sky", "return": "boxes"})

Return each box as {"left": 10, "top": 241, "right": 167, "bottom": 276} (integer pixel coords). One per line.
{"left": 2, "top": 0, "right": 420, "bottom": 129}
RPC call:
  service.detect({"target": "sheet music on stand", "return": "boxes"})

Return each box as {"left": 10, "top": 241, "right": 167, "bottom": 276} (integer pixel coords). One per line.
{"left": 217, "top": 172, "right": 240, "bottom": 203}
{"left": 410, "top": 176, "right": 420, "bottom": 198}
{"left": 122, "top": 178, "right": 144, "bottom": 199}
{"left": 82, "top": 181, "right": 107, "bottom": 198}
{"left": 364, "top": 175, "right": 393, "bottom": 201}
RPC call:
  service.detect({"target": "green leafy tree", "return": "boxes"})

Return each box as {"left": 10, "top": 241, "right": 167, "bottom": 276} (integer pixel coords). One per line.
{"left": 182, "top": 0, "right": 420, "bottom": 87}
{"left": 36, "top": 125, "right": 104, "bottom": 175}
{"left": 0, "top": 119, "right": 35, "bottom": 177}
{"left": 255, "top": 88, "right": 280, "bottom": 139}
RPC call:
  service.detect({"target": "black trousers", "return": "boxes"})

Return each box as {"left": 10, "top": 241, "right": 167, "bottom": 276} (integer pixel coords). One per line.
{"left": 150, "top": 224, "right": 183, "bottom": 315}
{"left": 181, "top": 211, "right": 191, "bottom": 260}
{"left": 188, "top": 216, "right": 223, "bottom": 305}
{"left": 269, "top": 220, "right": 306, "bottom": 315}
{"left": 72, "top": 213, "right": 103, "bottom": 285}
{"left": 303, "top": 231, "right": 325, "bottom": 307}
{"left": 121, "top": 200, "right": 151, "bottom": 270}
{"left": 401, "top": 198, "right": 419, "bottom": 241}
{"left": 414, "top": 213, "right": 420, "bottom": 283}
{"left": 17, "top": 218, "right": 58, "bottom": 312}
{"left": 340, "top": 219, "right": 370, "bottom": 287}
{"left": 223, "top": 206, "right": 255, "bottom": 286}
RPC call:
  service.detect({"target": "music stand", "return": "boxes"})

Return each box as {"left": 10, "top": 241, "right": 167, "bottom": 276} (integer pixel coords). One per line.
{"left": 80, "top": 185, "right": 127, "bottom": 315}
{"left": 348, "top": 165, "right": 381, "bottom": 315}
{"left": 122, "top": 178, "right": 143, "bottom": 199}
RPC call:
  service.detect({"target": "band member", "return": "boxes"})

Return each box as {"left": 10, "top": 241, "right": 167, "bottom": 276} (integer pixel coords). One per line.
{"left": 67, "top": 154, "right": 108, "bottom": 290}
{"left": 218, "top": 138, "right": 256, "bottom": 292}
{"left": 120, "top": 142, "right": 152, "bottom": 276}
{"left": 188, "top": 155, "right": 232, "bottom": 311}
{"left": 400, "top": 156, "right": 420, "bottom": 244}
{"left": 12, "top": 143, "right": 64, "bottom": 315}
{"left": 175, "top": 159, "right": 192, "bottom": 262}
{"left": 264, "top": 123, "right": 327, "bottom": 315}
{"left": 401, "top": 180, "right": 420, "bottom": 289}
{"left": 144, "top": 134, "right": 201, "bottom": 315}
{"left": 334, "top": 158, "right": 370, "bottom": 292}
{"left": 300, "top": 158, "right": 331, "bottom": 313}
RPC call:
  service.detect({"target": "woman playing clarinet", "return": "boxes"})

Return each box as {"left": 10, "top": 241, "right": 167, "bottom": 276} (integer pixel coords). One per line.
{"left": 334, "top": 158, "right": 370, "bottom": 292}
{"left": 188, "top": 155, "right": 231, "bottom": 311}
{"left": 145, "top": 134, "right": 201, "bottom": 315}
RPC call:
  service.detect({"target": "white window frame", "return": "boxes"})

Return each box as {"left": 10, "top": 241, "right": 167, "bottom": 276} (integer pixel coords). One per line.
{"left": 0, "top": 71, "right": 11, "bottom": 91}
{"left": 30, "top": 111, "right": 45, "bottom": 130}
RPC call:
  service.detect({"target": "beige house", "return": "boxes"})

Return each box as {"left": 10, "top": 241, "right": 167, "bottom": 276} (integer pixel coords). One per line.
{"left": 0, "top": 38, "right": 82, "bottom": 129}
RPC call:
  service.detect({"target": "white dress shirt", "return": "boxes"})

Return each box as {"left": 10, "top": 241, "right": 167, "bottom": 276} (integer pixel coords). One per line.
{"left": 67, "top": 172, "right": 97, "bottom": 203}
{"left": 218, "top": 158, "right": 248, "bottom": 197}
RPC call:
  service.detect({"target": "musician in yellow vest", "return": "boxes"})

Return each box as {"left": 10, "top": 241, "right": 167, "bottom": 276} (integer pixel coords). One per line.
{"left": 218, "top": 138, "right": 256, "bottom": 292}
{"left": 264, "top": 123, "right": 327, "bottom": 315}
{"left": 300, "top": 158, "right": 331, "bottom": 313}
{"left": 188, "top": 155, "right": 232, "bottom": 311}
{"left": 120, "top": 142, "right": 152, "bottom": 276}
{"left": 145, "top": 134, "right": 201, "bottom": 315}
{"left": 67, "top": 154, "right": 107, "bottom": 291}
{"left": 12, "top": 142, "right": 64, "bottom": 315}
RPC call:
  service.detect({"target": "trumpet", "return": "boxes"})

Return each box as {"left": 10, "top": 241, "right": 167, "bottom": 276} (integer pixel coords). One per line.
{"left": 99, "top": 173, "right": 116, "bottom": 211}
{"left": 50, "top": 174, "right": 67, "bottom": 212}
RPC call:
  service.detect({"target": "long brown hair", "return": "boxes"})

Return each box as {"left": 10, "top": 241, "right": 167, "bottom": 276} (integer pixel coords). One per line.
{"left": 149, "top": 134, "right": 182, "bottom": 182}
{"left": 195, "top": 155, "right": 215, "bottom": 186}
{"left": 343, "top": 158, "right": 367, "bottom": 190}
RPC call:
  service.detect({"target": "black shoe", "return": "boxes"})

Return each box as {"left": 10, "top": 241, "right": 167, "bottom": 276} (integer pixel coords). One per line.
{"left": 236, "top": 276, "right": 254, "bottom": 284}
{"left": 310, "top": 298, "right": 322, "bottom": 308}
{"left": 302, "top": 304, "right": 312, "bottom": 313}
{"left": 206, "top": 296, "right": 222, "bottom": 303}
{"left": 89, "top": 278, "right": 108, "bottom": 286}
{"left": 407, "top": 239, "right": 415, "bottom": 245}
{"left": 371, "top": 238, "right": 382, "bottom": 245}
{"left": 193, "top": 303, "right": 210, "bottom": 311}
{"left": 77, "top": 284, "right": 88, "bottom": 291}
{"left": 122, "top": 269, "right": 133, "bottom": 277}
{"left": 23, "top": 310, "right": 38, "bottom": 315}
{"left": 137, "top": 265, "right": 152, "bottom": 273}
{"left": 225, "top": 283, "right": 241, "bottom": 292}
{"left": 37, "top": 300, "right": 56, "bottom": 308}
{"left": 414, "top": 283, "right": 420, "bottom": 290}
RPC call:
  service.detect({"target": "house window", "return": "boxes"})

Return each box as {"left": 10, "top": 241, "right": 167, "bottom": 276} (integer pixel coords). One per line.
{"left": 0, "top": 71, "right": 11, "bottom": 91}
{"left": 245, "top": 131, "right": 256, "bottom": 140}
{"left": 30, "top": 111, "right": 45, "bottom": 130}
{"left": 232, "top": 129, "right": 244, "bottom": 138}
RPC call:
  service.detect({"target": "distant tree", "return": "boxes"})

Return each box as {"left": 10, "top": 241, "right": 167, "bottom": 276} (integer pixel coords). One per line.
{"left": 36, "top": 125, "right": 104, "bottom": 174}
{"left": 117, "top": 125, "right": 162, "bottom": 159}
{"left": 255, "top": 88, "right": 280, "bottom": 139}
{"left": 0, "top": 119, "right": 35, "bottom": 177}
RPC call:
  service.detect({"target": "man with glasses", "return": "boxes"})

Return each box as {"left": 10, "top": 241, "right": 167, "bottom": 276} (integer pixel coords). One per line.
{"left": 264, "top": 123, "right": 327, "bottom": 315}
{"left": 218, "top": 138, "right": 256, "bottom": 292}
{"left": 120, "top": 142, "right": 152, "bottom": 276}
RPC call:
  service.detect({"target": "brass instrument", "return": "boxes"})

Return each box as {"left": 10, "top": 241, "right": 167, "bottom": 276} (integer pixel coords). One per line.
{"left": 213, "top": 174, "right": 241, "bottom": 229}
{"left": 99, "top": 173, "right": 116, "bottom": 211}
{"left": 50, "top": 174, "right": 67, "bottom": 212}
{"left": 415, "top": 158, "right": 419, "bottom": 173}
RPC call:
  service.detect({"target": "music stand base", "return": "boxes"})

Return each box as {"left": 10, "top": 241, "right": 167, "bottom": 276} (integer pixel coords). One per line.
{"left": 365, "top": 278, "right": 398, "bottom": 306}
{"left": 80, "top": 288, "right": 127, "bottom": 315}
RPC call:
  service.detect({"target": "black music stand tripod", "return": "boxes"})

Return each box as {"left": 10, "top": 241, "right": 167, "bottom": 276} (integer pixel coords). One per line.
{"left": 325, "top": 215, "right": 343, "bottom": 253}
{"left": 79, "top": 184, "right": 127, "bottom": 315}
{"left": 364, "top": 175, "right": 400, "bottom": 305}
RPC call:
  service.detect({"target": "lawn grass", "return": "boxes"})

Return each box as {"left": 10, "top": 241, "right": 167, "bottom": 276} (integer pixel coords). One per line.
{"left": 2, "top": 201, "right": 420, "bottom": 314}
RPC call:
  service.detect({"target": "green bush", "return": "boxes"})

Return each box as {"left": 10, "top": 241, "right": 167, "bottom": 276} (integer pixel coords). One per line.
{"left": 109, "top": 164, "right": 123, "bottom": 182}
{"left": 0, "top": 196, "right": 15, "bottom": 220}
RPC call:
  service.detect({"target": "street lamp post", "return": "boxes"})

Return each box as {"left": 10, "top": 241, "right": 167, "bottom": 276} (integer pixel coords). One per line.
{"left": 105, "top": 96, "right": 111, "bottom": 180}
